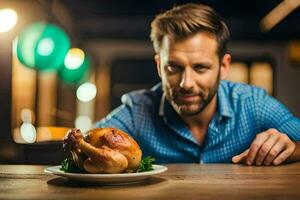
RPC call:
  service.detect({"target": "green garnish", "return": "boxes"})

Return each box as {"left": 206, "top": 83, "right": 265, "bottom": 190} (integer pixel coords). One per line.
{"left": 137, "top": 156, "right": 155, "bottom": 172}
{"left": 60, "top": 158, "right": 85, "bottom": 173}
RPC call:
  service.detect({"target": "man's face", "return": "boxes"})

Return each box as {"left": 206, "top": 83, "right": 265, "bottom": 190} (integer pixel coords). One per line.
{"left": 156, "top": 32, "right": 229, "bottom": 116}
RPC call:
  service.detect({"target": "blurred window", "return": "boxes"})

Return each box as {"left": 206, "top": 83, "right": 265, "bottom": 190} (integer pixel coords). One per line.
{"left": 250, "top": 62, "right": 273, "bottom": 95}
{"left": 226, "top": 62, "right": 249, "bottom": 83}
{"left": 226, "top": 60, "right": 274, "bottom": 95}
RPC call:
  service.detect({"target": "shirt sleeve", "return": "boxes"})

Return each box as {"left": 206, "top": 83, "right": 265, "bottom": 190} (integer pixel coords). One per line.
{"left": 94, "top": 103, "right": 136, "bottom": 137}
{"left": 256, "top": 90, "right": 300, "bottom": 141}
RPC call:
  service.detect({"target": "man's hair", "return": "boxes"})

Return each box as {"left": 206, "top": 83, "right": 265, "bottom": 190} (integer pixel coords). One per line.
{"left": 150, "top": 3, "right": 230, "bottom": 59}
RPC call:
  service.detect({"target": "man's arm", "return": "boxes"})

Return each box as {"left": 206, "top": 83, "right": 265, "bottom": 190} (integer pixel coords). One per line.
{"left": 94, "top": 103, "right": 136, "bottom": 137}
{"left": 232, "top": 87, "right": 300, "bottom": 166}
{"left": 232, "top": 128, "right": 300, "bottom": 165}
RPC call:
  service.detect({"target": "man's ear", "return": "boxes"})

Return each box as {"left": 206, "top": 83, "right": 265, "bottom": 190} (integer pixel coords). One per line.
{"left": 154, "top": 54, "right": 162, "bottom": 78}
{"left": 220, "top": 53, "right": 231, "bottom": 80}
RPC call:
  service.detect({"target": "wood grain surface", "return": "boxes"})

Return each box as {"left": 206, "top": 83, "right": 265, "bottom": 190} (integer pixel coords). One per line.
{"left": 0, "top": 163, "right": 300, "bottom": 200}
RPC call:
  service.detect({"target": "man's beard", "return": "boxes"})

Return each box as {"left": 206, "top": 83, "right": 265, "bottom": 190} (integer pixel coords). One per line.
{"left": 165, "top": 72, "right": 220, "bottom": 116}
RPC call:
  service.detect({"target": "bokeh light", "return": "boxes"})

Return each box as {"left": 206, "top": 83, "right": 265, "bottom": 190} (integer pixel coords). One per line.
{"left": 64, "top": 48, "right": 85, "bottom": 70}
{"left": 16, "top": 22, "right": 70, "bottom": 71}
{"left": 20, "top": 108, "right": 35, "bottom": 123}
{"left": 75, "top": 115, "right": 92, "bottom": 133}
{"left": 37, "top": 37, "right": 55, "bottom": 56}
{"left": 20, "top": 122, "right": 36, "bottom": 143}
{"left": 0, "top": 8, "right": 18, "bottom": 32}
{"left": 76, "top": 82, "right": 97, "bottom": 102}
{"left": 59, "top": 49, "right": 90, "bottom": 84}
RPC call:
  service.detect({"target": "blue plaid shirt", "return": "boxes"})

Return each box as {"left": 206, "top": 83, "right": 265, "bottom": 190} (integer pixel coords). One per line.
{"left": 95, "top": 80, "right": 300, "bottom": 164}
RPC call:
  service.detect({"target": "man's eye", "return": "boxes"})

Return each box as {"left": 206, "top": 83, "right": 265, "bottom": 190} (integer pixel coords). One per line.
{"left": 167, "top": 65, "right": 181, "bottom": 73}
{"left": 194, "top": 66, "right": 208, "bottom": 73}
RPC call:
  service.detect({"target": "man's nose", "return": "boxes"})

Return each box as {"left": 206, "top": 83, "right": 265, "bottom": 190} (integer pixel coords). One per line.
{"left": 179, "top": 69, "right": 195, "bottom": 90}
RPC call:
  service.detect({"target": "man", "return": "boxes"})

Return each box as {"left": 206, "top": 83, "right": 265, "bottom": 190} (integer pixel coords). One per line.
{"left": 95, "top": 3, "right": 300, "bottom": 165}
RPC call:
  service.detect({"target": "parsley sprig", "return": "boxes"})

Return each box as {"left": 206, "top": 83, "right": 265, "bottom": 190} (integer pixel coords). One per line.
{"left": 137, "top": 156, "right": 155, "bottom": 172}
{"left": 60, "top": 158, "right": 85, "bottom": 173}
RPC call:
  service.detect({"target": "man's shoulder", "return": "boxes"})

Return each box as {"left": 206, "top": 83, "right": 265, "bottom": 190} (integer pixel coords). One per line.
{"left": 220, "top": 80, "right": 267, "bottom": 100}
{"left": 121, "top": 83, "right": 163, "bottom": 107}
{"left": 217, "top": 80, "right": 269, "bottom": 118}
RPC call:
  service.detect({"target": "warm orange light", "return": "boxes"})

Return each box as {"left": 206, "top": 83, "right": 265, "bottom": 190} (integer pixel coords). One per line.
{"left": 250, "top": 62, "right": 273, "bottom": 95}
{"left": 36, "top": 126, "right": 71, "bottom": 142}
{"left": 260, "top": 0, "right": 300, "bottom": 32}
{"left": 226, "top": 62, "right": 249, "bottom": 83}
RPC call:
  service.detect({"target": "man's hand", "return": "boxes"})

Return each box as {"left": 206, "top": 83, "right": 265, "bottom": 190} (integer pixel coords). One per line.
{"left": 232, "top": 128, "right": 296, "bottom": 166}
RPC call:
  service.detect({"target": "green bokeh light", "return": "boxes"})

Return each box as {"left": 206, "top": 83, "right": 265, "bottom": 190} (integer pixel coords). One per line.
{"left": 37, "top": 37, "right": 54, "bottom": 56}
{"left": 16, "top": 22, "right": 70, "bottom": 71}
{"left": 59, "top": 52, "right": 90, "bottom": 84}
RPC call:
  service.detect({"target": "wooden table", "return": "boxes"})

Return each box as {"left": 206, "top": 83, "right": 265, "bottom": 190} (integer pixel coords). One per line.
{"left": 1, "top": 163, "right": 300, "bottom": 200}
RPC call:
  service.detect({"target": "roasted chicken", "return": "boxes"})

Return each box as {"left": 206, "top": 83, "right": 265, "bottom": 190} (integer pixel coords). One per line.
{"left": 63, "top": 127, "right": 142, "bottom": 174}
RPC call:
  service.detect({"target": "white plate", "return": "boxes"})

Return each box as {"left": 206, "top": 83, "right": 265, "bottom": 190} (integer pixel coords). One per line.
{"left": 44, "top": 165, "right": 168, "bottom": 185}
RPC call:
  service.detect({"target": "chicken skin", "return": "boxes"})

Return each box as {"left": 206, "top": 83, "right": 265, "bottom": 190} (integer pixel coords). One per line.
{"left": 63, "top": 128, "right": 142, "bottom": 174}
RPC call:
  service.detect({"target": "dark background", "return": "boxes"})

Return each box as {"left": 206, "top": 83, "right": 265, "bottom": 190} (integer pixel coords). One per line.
{"left": 62, "top": 0, "right": 300, "bottom": 40}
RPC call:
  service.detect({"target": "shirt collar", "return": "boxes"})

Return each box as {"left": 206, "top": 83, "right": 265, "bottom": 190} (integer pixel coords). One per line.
{"left": 158, "top": 80, "right": 234, "bottom": 119}
{"left": 217, "top": 80, "right": 234, "bottom": 119}
{"left": 158, "top": 92, "right": 166, "bottom": 116}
